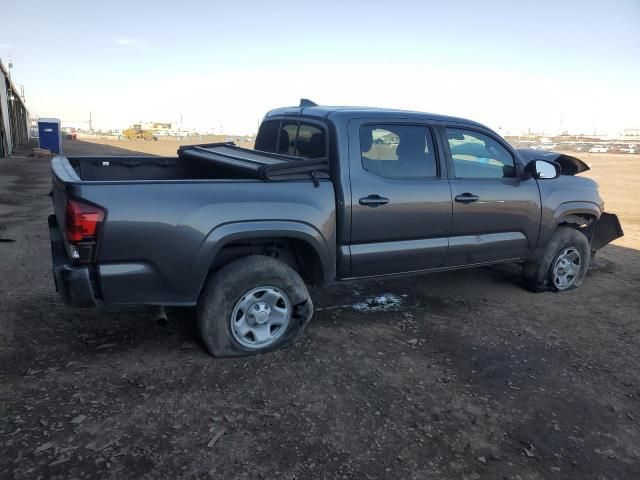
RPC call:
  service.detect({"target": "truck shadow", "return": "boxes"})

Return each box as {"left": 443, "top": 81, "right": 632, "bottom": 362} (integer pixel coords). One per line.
{"left": 312, "top": 242, "right": 638, "bottom": 315}
{"left": 44, "top": 242, "right": 638, "bottom": 360}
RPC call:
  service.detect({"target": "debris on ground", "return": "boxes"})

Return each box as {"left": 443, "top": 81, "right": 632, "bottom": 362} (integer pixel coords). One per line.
{"left": 351, "top": 294, "right": 403, "bottom": 312}
{"left": 207, "top": 429, "right": 226, "bottom": 448}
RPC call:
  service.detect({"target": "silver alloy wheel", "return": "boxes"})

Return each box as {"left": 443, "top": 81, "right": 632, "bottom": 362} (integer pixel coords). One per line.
{"left": 230, "top": 286, "right": 292, "bottom": 349}
{"left": 552, "top": 247, "right": 582, "bottom": 290}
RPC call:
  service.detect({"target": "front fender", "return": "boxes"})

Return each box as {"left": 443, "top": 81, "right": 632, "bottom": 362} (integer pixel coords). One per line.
{"left": 538, "top": 201, "right": 602, "bottom": 249}
{"left": 192, "top": 220, "right": 335, "bottom": 296}
{"left": 552, "top": 201, "right": 602, "bottom": 225}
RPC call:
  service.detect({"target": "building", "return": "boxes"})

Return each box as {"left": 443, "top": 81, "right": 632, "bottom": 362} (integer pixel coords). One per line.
{"left": 0, "top": 58, "right": 29, "bottom": 157}
{"left": 621, "top": 128, "right": 640, "bottom": 138}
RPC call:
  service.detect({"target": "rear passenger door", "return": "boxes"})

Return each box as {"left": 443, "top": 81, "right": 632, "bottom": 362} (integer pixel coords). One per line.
{"left": 442, "top": 126, "right": 541, "bottom": 266}
{"left": 348, "top": 120, "right": 452, "bottom": 277}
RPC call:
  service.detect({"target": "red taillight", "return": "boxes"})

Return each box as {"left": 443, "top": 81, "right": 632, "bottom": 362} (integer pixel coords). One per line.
{"left": 65, "top": 200, "right": 105, "bottom": 243}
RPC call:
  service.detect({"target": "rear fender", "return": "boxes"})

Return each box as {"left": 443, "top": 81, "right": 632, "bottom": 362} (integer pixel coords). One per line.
{"left": 192, "top": 221, "right": 335, "bottom": 296}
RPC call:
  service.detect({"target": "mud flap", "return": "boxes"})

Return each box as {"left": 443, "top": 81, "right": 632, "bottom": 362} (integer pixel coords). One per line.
{"left": 591, "top": 213, "right": 624, "bottom": 250}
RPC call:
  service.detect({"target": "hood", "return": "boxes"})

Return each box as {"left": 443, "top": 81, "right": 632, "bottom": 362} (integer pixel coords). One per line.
{"left": 516, "top": 149, "right": 590, "bottom": 176}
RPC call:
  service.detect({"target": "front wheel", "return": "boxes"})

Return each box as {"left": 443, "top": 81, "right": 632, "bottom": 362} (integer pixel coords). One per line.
{"left": 523, "top": 226, "right": 591, "bottom": 292}
{"left": 197, "top": 256, "right": 313, "bottom": 357}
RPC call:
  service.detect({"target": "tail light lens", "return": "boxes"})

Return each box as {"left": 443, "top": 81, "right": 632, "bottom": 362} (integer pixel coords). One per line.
{"left": 65, "top": 200, "right": 105, "bottom": 243}
{"left": 64, "top": 200, "right": 105, "bottom": 263}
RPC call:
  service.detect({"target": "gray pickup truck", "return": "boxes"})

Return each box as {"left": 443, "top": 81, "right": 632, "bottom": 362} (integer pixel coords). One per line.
{"left": 49, "top": 101, "right": 623, "bottom": 356}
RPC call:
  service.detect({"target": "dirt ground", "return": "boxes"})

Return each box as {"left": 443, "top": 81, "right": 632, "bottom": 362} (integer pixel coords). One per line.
{"left": 1, "top": 140, "right": 639, "bottom": 480}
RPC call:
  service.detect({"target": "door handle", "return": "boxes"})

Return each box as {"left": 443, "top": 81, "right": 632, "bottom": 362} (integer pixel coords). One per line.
{"left": 359, "top": 195, "right": 389, "bottom": 207}
{"left": 454, "top": 193, "right": 479, "bottom": 204}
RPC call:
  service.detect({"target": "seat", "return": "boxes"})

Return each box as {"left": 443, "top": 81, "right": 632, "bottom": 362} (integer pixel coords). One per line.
{"left": 306, "top": 133, "right": 325, "bottom": 158}
{"left": 360, "top": 127, "right": 373, "bottom": 155}
{"left": 396, "top": 131, "right": 437, "bottom": 177}
{"left": 278, "top": 130, "right": 290, "bottom": 154}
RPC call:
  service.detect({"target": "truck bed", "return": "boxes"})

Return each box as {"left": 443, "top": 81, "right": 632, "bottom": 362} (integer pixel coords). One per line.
{"left": 54, "top": 143, "right": 330, "bottom": 183}
{"left": 49, "top": 142, "right": 337, "bottom": 306}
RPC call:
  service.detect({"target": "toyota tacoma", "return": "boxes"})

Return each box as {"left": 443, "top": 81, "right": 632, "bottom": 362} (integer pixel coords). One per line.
{"left": 48, "top": 100, "right": 623, "bottom": 356}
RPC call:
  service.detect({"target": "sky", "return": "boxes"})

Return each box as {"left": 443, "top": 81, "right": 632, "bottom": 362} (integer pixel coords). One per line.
{"left": 1, "top": 0, "right": 639, "bottom": 135}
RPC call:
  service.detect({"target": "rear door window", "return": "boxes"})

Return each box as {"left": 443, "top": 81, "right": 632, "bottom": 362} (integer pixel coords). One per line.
{"left": 360, "top": 124, "right": 438, "bottom": 178}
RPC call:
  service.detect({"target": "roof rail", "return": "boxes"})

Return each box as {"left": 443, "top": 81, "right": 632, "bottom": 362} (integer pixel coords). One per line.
{"left": 299, "top": 98, "right": 318, "bottom": 107}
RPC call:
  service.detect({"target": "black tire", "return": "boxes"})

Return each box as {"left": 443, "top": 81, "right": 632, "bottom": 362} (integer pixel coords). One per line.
{"left": 523, "top": 226, "right": 591, "bottom": 292}
{"left": 197, "top": 255, "right": 313, "bottom": 357}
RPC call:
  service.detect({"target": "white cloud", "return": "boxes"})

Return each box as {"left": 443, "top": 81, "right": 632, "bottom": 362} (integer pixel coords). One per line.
{"left": 113, "top": 38, "right": 152, "bottom": 50}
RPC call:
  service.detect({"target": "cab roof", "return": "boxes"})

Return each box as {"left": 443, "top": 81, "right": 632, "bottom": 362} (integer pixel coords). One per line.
{"left": 264, "top": 103, "right": 486, "bottom": 129}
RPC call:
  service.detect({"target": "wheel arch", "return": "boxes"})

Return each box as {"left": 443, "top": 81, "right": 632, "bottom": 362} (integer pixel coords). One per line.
{"left": 192, "top": 221, "right": 335, "bottom": 299}
{"left": 539, "top": 201, "right": 601, "bottom": 249}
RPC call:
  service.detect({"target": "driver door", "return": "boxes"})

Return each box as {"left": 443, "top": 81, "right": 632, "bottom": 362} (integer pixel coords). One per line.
{"left": 443, "top": 126, "right": 541, "bottom": 266}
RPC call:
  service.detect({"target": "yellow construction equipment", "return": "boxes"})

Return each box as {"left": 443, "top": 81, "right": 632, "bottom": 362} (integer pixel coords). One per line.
{"left": 123, "top": 125, "right": 157, "bottom": 141}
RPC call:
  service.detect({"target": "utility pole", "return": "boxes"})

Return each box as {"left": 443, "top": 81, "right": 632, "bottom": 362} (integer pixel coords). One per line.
{"left": 89, "top": 111, "right": 93, "bottom": 131}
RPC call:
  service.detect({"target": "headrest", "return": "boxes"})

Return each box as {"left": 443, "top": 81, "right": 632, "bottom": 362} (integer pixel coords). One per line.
{"left": 278, "top": 129, "right": 290, "bottom": 153}
{"left": 360, "top": 127, "right": 373, "bottom": 153}
{"left": 396, "top": 131, "right": 426, "bottom": 159}
{"left": 307, "top": 133, "right": 325, "bottom": 158}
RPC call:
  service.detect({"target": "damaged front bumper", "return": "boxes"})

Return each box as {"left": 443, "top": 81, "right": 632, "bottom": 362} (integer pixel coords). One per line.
{"left": 591, "top": 212, "right": 624, "bottom": 250}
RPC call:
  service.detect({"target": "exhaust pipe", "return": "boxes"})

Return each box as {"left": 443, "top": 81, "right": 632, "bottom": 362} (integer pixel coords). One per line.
{"left": 155, "top": 306, "right": 168, "bottom": 326}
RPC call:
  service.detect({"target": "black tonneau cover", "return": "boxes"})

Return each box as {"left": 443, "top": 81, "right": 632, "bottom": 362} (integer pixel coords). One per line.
{"left": 179, "top": 143, "right": 330, "bottom": 183}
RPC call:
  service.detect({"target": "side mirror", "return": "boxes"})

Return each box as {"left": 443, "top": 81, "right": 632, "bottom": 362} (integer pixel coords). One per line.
{"left": 524, "top": 160, "right": 559, "bottom": 180}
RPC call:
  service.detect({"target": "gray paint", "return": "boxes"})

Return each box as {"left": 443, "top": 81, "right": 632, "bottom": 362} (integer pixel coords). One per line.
{"left": 50, "top": 106, "right": 610, "bottom": 307}
{"left": 63, "top": 179, "right": 336, "bottom": 305}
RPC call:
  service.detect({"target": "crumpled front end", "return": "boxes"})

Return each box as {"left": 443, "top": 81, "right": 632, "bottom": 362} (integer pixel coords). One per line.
{"left": 517, "top": 149, "right": 591, "bottom": 176}
{"left": 591, "top": 212, "right": 624, "bottom": 250}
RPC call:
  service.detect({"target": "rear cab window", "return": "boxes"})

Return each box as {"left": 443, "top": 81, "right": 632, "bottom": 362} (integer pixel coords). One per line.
{"left": 255, "top": 119, "right": 326, "bottom": 159}
{"left": 254, "top": 120, "right": 279, "bottom": 153}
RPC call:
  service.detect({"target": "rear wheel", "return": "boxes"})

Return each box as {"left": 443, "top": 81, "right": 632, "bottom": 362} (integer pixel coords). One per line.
{"left": 197, "top": 256, "right": 313, "bottom": 357}
{"left": 523, "top": 226, "right": 590, "bottom": 292}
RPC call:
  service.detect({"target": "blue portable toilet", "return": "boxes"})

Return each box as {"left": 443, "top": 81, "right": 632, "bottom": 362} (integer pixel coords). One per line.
{"left": 38, "top": 118, "right": 63, "bottom": 153}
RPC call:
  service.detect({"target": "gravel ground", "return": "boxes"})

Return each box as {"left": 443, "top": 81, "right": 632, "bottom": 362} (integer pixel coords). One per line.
{"left": 1, "top": 141, "right": 639, "bottom": 480}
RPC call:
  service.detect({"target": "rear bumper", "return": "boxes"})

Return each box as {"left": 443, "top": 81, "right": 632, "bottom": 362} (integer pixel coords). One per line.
{"left": 48, "top": 215, "right": 97, "bottom": 307}
{"left": 591, "top": 212, "right": 624, "bottom": 250}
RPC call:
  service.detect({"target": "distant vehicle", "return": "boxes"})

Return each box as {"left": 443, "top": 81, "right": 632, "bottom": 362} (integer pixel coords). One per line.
{"left": 63, "top": 127, "right": 77, "bottom": 140}
{"left": 530, "top": 143, "right": 556, "bottom": 150}
{"left": 620, "top": 146, "right": 637, "bottom": 154}
{"left": 48, "top": 101, "right": 623, "bottom": 357}
{"left": 123, "top": 125, "right": 157, "bottom": 141}
{"left": 589, "top": 145, "right": 609, "bottom": 153}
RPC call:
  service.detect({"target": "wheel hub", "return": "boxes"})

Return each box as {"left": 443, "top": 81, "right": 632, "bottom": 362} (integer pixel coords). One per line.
{"left": 230, "top": 286, "right": 292, "bottom": 349}
{"left": 557, "top": 258, "right": 569, "bottom": 275}
{"left": 552, "top": 247, "right": 582, "bottom": 290}
{"left": 248, "top": 302, "right": 271, "bottom": 325}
